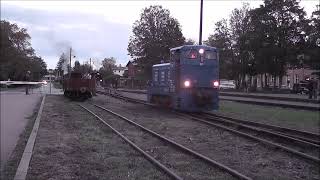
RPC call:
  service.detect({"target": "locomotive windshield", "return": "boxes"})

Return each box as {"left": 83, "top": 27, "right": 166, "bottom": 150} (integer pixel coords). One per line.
{"left": 184, "top": 49, "right": 217, "bottom": 60}
{"left": 204, "top": 50, "right": 217, "bottom": 60}
{"left": 186, "top": 49, "right": 198, "bottom": 59}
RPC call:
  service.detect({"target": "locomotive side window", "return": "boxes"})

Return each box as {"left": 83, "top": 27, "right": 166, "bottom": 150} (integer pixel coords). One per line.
{"left": 154, "top": 71, "right": 158, "bottom": 82}
{"left": 205, "top": 51, "right": 217, "bottom": 60}
{"left": 186, "top": 49, "right": 198, "bottom": 59}
{"left": 160, "top": 71, "right": 165, "bottom": 82}
{"left": 171, "top": 51, "right": 180, "bottom": 62}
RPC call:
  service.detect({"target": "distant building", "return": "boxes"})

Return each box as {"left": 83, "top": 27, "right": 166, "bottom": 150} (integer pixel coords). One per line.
{"left": 112, "top": 65, "right": 127, "bottom": 77}
{"left": 126, "top": 61, "right": 138, "bottom": 78}
{"left": 255, "top": 67, "right": 319, "bottom": 89}
{"left": 42, "top": 74, "right": 56, "bottom": 82}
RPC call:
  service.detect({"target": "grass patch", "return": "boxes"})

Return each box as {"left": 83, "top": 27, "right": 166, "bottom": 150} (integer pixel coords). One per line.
{"left": 216, "top": 100, "right": 320, "bottom": 133}
{"left": 0, "top": 97, "right": 43, "bottom": 180}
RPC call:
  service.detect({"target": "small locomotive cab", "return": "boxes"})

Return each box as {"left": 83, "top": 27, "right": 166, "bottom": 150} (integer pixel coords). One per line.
{"left": 148, "top": 45, "right": 219, "bottom": 112}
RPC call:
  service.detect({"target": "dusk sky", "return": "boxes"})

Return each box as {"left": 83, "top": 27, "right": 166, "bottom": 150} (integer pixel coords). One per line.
{"left": 2, "top": 0, "right": 318, "bottom": 69}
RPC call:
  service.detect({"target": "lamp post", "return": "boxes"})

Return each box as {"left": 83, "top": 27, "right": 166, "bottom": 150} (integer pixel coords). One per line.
{"left": 25, "top": 71, "right": 31, "bottom": 95}
{"left": 49, "top": 69, "right": 53, "bottom": 94}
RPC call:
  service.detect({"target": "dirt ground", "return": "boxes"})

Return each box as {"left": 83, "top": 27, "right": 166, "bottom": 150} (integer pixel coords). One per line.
{"left": 93, "top": 94, "right": 320, "bottom": 180}
{"left": 27, "top": 95, "right": 170, "bottom": 180}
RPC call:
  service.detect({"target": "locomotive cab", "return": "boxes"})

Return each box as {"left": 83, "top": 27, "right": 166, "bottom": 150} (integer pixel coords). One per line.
{"left": 148, "top": 45, "right": 219, "bottom": 112}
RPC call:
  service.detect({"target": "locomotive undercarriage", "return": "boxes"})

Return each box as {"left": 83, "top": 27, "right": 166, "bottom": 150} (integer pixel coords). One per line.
{"left": 150, "top": 94, "right": 172, "bottom": 107}
{"left": 192, "top": 89, "right": 213, "bottom": 107}
{"left": 64, "top": 90, "right": 92, "bottom": 101}
{"left": 149, "top": 88, "right": 214, "bottom": 109}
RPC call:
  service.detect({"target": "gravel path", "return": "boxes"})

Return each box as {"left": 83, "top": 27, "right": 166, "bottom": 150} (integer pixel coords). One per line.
{"left": 27, "top": 95, "right": 170, "bottom": 180}
{"left": 93, "top": 94, "right": 320, "bottom": 180}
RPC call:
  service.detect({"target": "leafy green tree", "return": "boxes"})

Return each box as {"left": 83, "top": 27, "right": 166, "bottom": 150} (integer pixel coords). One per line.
{"left": 303, "top": 5, "right": 320, "bottom": 69}
{"left": 206, "top": 4, "right": 251, "bottom": 88}
{"left": 184, "top": 38, "right": 196, "bottom": 45}
{"left": 99, "top": 57, "right": 117, "bottom": 86}
{"left": 229, "top": 3, "right": 252, "bottom": 87}
{"left": 102, "top": 57, "right": 116, "bottom": 70}
{"left": 205, "top": 19, "right": 237, "bottom": 81}
{"left": 128, "top": 5, "right": 185, "bottom": 79}
{"left": 56, "top": 53, "right": 67, "bottom": 75}
{"left": 0, "top": 20, "right": 46, "bottom": 81}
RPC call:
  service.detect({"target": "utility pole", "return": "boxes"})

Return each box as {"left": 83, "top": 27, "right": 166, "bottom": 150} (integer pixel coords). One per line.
{"left": 199, "top": 0, "right": 203, "bottom": 45}
{"left": 68, "top": 47, "right": 72, "bottom": 79}
{"left": 69, "top": 47, "right": 72, "bottom": 74}
{"left": 90, "top": 58, "right": 92, "bottom": 72}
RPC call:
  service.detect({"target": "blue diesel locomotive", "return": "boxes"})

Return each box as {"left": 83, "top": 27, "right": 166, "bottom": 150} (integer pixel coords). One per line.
{"left": 147, "top": 45, "right": 219, "bottom": 112}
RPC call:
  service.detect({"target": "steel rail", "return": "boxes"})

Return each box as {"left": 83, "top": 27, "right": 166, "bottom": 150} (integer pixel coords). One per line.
{"left": 79, "top": 104, "right": 183, "bottom": 180}
{"left": 97, "top": 91, "right": 320, "bottom": 163}
{"left": 192, "top": 114, "right": 320, "bottom": 149}
{"left": 98, "top": 90, "right": 319, "bottom": 145}
{"left": 177, "top": 113, "right": 320, "bottom": 163}
{"left": 203, "top": 112, "right": 320, "bottom": 144}
{"left": 94, "top": 104, "right": 252, "bottom": 180}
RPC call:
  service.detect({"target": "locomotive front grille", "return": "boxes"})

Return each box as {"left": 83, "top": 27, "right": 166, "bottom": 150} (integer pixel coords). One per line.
{"left": 192, "top": 89, "right": 213, "bottom": 106}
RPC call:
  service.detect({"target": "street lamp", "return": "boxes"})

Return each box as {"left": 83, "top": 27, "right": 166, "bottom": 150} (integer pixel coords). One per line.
{"left": 49, "top": 69, "right": 53, "bottom": 94}
{"left": 25, "top": 71, "right": 31, "bottom": 95}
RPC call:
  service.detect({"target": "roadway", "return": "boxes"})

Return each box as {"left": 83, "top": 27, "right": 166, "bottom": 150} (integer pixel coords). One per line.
{"left": 0, "top": 82, "right": 62, "bottom": 170}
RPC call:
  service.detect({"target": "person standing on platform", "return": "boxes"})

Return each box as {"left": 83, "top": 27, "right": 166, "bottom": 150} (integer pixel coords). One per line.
{"left": 307, "top": 80, "right": 313, "bottom": 99}
{"left": 25, "top": 71, "right": 31, "bottom": 95}
{"left": 312, "top": 79, "right": 318, "bottom": 99}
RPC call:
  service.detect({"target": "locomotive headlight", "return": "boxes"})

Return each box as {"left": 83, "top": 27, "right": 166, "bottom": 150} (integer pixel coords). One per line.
{"left": 184, "top": 80, "right": 191, "bottom": 88}
{"left": 213, "top": 81, "right": 219, "bottom": 88}
{"left": 199, "top": 49, "right": 204, "bottom": 54}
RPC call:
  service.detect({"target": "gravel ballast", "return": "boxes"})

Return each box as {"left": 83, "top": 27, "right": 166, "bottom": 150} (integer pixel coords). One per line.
{"left": 94, "top": 94, "right": 320, "bottom": 180}
{"left": 118, "top": 91, "right": 320, "bottom": 134}
{"left": 85, "top": 104, "right": 236, "bottom": 180}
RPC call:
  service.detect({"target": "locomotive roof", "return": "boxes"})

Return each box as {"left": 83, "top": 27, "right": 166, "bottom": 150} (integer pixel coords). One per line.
{"left": 170, "top": 45, "right": 217, "bottom": 52}
{"left": 152, "top": 63, "right": 170, "bottom": 67}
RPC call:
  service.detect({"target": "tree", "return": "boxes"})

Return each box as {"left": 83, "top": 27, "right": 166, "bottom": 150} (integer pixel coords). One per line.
{"left": 128, "top": 5, "right": 185, "bottom": 79}
{"left": 0, "top": 20, "right": 46, "bottom": 81}
{"left": 206, "top": 4, "right": 251, "bottom": 88}
{"left": 56, "top": 53, "right": 67, "bottom": 75}
{"left": 303, "top": 5, "right": 320, "bottom": 69}
{"left": 102, "top": 57, "right": 116, "bottom": 70}
{"left": 206, "top": 1, "right": 309, "bottom": 90}
{"left": 205, "top": 19, "right": 237, "bottom": 81}
{"left": 184, "top": 38, "right": 196, "bottom": 45}
{"left": 268, "top": 0, "right": 306, "bottom": 86}
{"left": 99, "top": 57, "right": 117, "bottom": 86}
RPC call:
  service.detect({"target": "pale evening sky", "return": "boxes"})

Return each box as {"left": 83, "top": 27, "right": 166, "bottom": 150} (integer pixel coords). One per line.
{"left": 2, "top": 0, "right": 318, "bottom": 69}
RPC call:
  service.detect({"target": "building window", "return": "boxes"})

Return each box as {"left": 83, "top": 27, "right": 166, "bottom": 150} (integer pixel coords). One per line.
{"left": 295, "top": 74, "right": 299, "bottom": 83}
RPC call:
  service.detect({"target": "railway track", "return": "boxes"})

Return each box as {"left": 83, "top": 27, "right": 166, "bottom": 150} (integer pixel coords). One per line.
{"left": 202, "top": 113, "right": 320, "bottom": 145}
{"left": 79, "top": 103, "right": 251, "bottom": 180}
{"left": 182, "top": 113, "right": 320, "bottom": 163}
{"left": 96, "top": 90, "right": 320, "bottom": 163}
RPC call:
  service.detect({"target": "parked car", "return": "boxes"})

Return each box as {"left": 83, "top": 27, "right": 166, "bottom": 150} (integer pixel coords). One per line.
{"left": 219, "top": 80, "right": 236, "bottom": 90}
{"left": 292, "top": 83, "right": 308, "bottom": 94}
